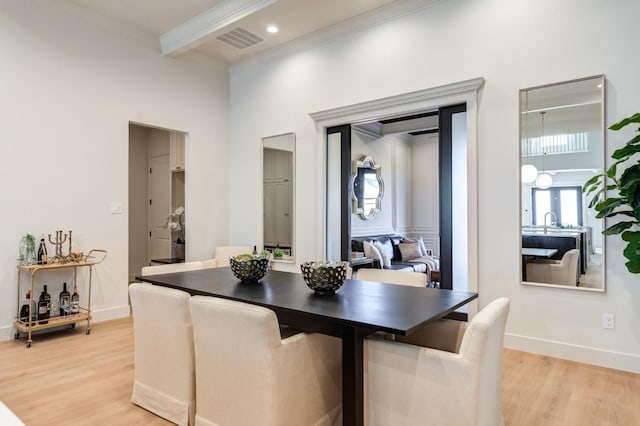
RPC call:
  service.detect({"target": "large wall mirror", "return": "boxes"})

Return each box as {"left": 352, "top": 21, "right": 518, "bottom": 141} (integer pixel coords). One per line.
{"left": 352, "top": 156, "right": 384, "bottom": 220}
{"left": 520, "top": 75, "right": 606, "bottom": 292}
{"left": 263, "top": 133, "right": 295, "bottom": 258}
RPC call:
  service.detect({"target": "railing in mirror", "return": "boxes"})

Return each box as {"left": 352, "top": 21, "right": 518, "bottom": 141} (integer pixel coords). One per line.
{"left": 519, "top": 75, "right": 606, "bottom": 292}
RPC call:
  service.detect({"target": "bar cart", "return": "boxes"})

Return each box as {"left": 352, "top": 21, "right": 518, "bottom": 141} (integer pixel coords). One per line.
{"left": 14, "top": 249, "right": 107, "bottom": 347}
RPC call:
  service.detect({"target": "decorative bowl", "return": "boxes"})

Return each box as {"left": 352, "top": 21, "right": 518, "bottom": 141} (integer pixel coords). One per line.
{"left": 229, "top": 256, "right": 270, "bottom": 282}
{"left": 300, "top": 261, "right": 349, "bottom": 295}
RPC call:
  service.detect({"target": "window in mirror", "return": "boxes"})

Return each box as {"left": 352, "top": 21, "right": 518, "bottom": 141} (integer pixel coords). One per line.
{"left": 352, "top": 156, "right": 383, "bottom": 220}
{"left": 532, "top": 187, "right": 582, "bottom": 227}
{"left": 263, "top": 133, "right": 295, "bottom": 258}
{"left": 520, "top": 75, "right": 605, "bottom": 292}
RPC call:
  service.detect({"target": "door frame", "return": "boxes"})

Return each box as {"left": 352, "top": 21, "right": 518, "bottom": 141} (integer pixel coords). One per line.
{"left": 310, "top": 78, "right": 484, "bottom": 305}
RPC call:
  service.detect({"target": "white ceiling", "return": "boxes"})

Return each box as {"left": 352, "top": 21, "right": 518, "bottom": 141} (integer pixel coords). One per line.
{"left": 66, "top": 0, "right": 399, "bottom": 63}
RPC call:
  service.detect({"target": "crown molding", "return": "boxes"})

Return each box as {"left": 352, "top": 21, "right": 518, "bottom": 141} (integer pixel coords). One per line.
{"left": 160, "top": 0, "right": 278, "bottom": 57}
{"left": 310, "top": 78, "right": 485, "bottom": 127}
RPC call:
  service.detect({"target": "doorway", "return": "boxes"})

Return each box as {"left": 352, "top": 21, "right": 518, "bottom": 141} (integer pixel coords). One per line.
{"left": 311, "top": 78, "right": 483, "bottom": 298}
{"left": 128, "top": 123, "right": 186, "bottom": 281}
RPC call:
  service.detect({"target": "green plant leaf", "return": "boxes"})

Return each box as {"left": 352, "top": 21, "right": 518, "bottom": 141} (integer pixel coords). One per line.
{"left": 625, "top": 259, "right": 640, "bottom": 274}
{"left": 613, "top": 144, "right": 640, "bottom": 161}
{"left": 602, "top": 210, "right": 636, "bottom": 219}
{"left": 622, "top": 240, "right": 640, "bottom": 260}
{"left": 603, "top": 221, "right": 634, "bottom": 235}
{"left": 606, "top": 161, "right": 622, "bottom": 179}
{"left": 595, "top": 197, "right": 624, "bottom": 213}
{"left": 588, "top": 192, "right": 604, "bottom": 209}
{"left": 609, "top": 113, "right": 640, "bottom": 131}
{"left": 622, "top": 231, "right": 640, "bottom": 243}
{"left": 582, "top": 174, "right": 602, "bottom": 192}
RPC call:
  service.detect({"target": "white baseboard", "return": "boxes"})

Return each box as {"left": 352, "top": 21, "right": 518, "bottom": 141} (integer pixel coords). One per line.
{"left": 505, "top": 332, "right": 640, "bottom": 374}
{"left": 0, "top": 304, "right": 131, "bottom": 342}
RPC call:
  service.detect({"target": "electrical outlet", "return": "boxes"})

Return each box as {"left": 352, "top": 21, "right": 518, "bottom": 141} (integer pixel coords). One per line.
{"left": 602, "top": 313, "right": 615, "bottom": 329}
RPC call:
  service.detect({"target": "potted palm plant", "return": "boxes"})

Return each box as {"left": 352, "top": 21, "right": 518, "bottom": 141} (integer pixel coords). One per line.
{"left": 583, "top": 113, "right": 640, "bottom": 274}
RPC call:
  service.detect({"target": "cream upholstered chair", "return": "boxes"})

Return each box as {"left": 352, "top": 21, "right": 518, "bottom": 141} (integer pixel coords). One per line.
{"left": 356, "top": 268, "right": 431, "bottom": 341}
{"left": 141, "top": 261, "right": 204, "bottom": 276}
{"left": 129, "top": 283, "right": 195, "bottom": 426}
{"left": 200, "top": 258, "right": 217, "bottom": 269}
{"left": 212, "top": 246, "right": 253, "bottom": 267}
{"left": 365, "top": 297, "right": 510, "bottom": 426}
{"left": 355, "top": 268, "right": 427, "bottom": 287}
{"left": 189, "top": 296, "right": 342, "bottom": 426}
{"left": 526, "top": 249, "right": 580, "bottom": 286}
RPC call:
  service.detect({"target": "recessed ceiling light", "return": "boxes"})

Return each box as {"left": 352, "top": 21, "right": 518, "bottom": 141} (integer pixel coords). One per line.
{"left": 266, "top": 25, "right": 279, "bottom": 34}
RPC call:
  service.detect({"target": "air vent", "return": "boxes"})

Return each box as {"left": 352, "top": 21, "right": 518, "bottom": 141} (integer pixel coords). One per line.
{"left": 216, "top": 27, "right": 264, "bottom": 50}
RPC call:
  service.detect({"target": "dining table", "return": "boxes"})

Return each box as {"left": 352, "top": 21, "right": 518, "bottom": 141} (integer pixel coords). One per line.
{"left": 137, "top": 266, "right": 478, "bottom": 426}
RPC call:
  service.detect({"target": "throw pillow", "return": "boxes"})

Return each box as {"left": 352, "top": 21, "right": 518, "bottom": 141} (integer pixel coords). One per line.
{"left": 373, "top": 239, "right": 393, "bottom": 267}
{"left": 398, "top": 243, "right": 422, "bottom": 261}
{"left": 362, "top": 241, "right": 384, "bottom": 268}
{"left": 417, "top": 237, "right": 428, "bottom": 257}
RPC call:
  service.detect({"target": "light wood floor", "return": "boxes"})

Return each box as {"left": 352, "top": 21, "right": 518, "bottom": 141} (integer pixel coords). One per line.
{"left": 1, "top": 317, "right": 638, "bottom": 425}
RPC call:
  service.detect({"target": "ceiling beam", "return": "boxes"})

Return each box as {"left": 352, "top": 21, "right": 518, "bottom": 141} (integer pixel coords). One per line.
{"left": 160, "top": 0, "right": 279, "bottom": 57}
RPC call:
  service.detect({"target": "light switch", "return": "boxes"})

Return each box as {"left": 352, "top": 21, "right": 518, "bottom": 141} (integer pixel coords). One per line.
{"left": 110, "top": 201, "right": 123, "bottom": 214}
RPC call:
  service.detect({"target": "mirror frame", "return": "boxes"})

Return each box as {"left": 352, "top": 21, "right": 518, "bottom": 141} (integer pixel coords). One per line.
{"left": 351, "top": 156, "right": 384, "bottom": 220}
{"left": 519, "top": 74, "right": 606, "bottom": 292}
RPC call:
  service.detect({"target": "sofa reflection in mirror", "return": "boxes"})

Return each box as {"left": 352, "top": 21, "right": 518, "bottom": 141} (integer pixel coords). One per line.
{"left": 520, "top": 75, "right": 606, "bottom": 292}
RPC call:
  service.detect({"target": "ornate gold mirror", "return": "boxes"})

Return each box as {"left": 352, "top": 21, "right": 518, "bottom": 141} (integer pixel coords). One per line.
{"left": 520, "top": 75, "right": 605, "bottom": 292}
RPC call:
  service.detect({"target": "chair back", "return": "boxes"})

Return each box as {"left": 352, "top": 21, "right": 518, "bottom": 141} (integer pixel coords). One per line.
{"left": 356, "top": 268, "right": 427, "bottom": 287}
{"left": 458, "top": 297, "right": 510, "bottom": 426}
{"left": 213, "top": 246, "right": 254, "bottom": 267}
{"left": 561, "top": 249, "right": 580, "bottom": 284}
{"left": 129, "top": 283, "right": 195, "bottom": 425}
{"left": 201, "top": 258, "right": 217, "bottom": 269}
{"left": 189, "top": 296, "right": 284, "bottom": 425}
{"left": 141, "top": 261, "right": 203, "bottom": 276}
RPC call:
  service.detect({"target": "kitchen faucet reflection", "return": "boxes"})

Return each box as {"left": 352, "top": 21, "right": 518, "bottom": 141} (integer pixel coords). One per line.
{"left": 543, "top": 211, "right": 557, "bottom": 234}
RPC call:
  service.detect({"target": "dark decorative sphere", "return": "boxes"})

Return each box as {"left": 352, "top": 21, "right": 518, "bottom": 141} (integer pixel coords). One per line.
{"left": 229, "top": 256, "right": 270, "bottom": 282}
{"left": 300, "top": 261, "right": 349, "bottom": 295}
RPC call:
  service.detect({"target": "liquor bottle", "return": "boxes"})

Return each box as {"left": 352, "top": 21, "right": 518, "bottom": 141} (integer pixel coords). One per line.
{"left": 37, "top": 236, "right": 48, "bottom": 265}
{"left": 252, "top": 245, "right": 258, "bottom": 256}
{"left": 38, "top": 285, "right": 51, "bottom": 324}
{"left": 59, "top": 282, "right": 71, "bottom": 316}
{"left": 71, "top": 283, "right": 79, "bottom": 314}
{"left": 19, "top": 290, "right": 36, "bottom": 325}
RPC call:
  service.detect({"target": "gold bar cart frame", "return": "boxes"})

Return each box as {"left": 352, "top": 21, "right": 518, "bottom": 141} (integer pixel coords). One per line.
{"left": 14, "top": 249, "right": 107, "bottom": 348}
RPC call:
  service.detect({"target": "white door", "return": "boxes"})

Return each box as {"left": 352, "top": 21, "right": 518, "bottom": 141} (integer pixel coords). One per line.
{"left": 148, "top": 154, "right": 171, "bottom": 260}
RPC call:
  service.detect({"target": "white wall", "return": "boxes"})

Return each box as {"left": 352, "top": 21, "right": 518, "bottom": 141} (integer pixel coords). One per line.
{"left": 0, "top": 0, "right": 229, "bottom": 338}
{"left": 128, "top": 124, "right": 149, "bottom": 280}
{"left": 351, "top": 128, "right": 395, "bottom": 236}
{"left": 229, "top": 0, "right": 640, "bottom": 371}
{"left": 409, "top": 134, "right": 440, "bottom": 255}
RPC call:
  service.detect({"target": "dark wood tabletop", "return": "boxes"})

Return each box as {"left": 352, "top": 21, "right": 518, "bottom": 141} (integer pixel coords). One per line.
{"left": 136, "top": 266, "right": 477, "bottom": 426}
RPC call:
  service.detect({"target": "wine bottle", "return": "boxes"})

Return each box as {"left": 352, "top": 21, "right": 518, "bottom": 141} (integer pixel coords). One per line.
{"left": 19, "top": 290, "right": 36, "bottom": 325}
{"left": 38, "top": 285, "right": 51, "bottom": 324}
{"left": 37, "top": 236, "right": 48, "bottom": 265}
{"left": 252, "top": 245, "right": 258, "bottom": 256}
{"left": 59, "top": 282, "right": 71, "bottom": 316}
{"left": 71, "top": 283, "right": 79, "bottom": 315}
